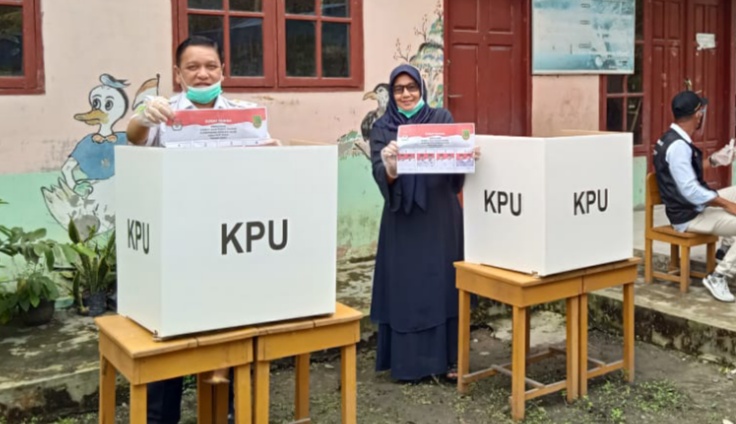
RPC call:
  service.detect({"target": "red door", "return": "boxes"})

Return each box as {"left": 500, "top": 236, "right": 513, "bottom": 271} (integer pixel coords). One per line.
{"left": 444, "top": 0, "right": 529, "bottom": 136}
{"left": 650, "top": 0, "right": 730, "bottom": 188}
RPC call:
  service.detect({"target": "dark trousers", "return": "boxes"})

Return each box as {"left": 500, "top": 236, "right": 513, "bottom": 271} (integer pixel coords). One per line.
{"left": 147, "top": 370, "right": 235, "bottom": 424}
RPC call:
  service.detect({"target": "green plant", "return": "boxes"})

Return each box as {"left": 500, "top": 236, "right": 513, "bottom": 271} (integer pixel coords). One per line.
{"left": 0, "top": 201, "right": 61, "bottom": 323}
{"left": 64, "top": 219, "right": 116, "bottom": 311}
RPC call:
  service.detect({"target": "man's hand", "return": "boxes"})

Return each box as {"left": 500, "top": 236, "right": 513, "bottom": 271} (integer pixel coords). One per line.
{"left": 135, "top": 96, "right": 174, "bottom": 128}
{"left": 725, "top": 202, "right": 736, "bottom": 216}
{"left": 709, "top": 139, "right": 736, "bottom": 167}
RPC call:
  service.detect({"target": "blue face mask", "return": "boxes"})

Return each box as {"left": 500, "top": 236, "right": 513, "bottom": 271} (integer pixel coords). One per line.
{"left": 398, "top": 98, "right": 426, "bottom": 119}
{"left": 184, "top": 80, "right": 222, "bottom": 105}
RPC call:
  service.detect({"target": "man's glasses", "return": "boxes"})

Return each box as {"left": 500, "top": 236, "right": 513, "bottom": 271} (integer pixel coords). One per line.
{"left": 393, "top": 83, "right": 420, "bottom": 95}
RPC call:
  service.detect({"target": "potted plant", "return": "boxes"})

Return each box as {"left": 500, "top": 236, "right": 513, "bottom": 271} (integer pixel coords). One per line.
{"left": 65, "top": 219, "right": 116, "bottom": 317}
{"left": 0, "top": 200, "right": 61, "bottom": 326}
{"left": 0, "top": 264, "right": 60, "bottom": 325}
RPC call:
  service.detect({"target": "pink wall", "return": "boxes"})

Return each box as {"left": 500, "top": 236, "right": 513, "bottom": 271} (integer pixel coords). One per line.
{"left": 531, "top": 76, "right": 601, "bottom": 137}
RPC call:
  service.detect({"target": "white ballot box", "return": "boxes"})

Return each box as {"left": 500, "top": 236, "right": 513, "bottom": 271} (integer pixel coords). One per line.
{"left": 463, "top": 131, "right": 633, "bottom": 276}
{"left": 114, "top": 144, "right": 337, "bottom": 338}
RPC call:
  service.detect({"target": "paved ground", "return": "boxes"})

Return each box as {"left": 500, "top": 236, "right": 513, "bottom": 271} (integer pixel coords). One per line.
{"left": 26, "top": 311, "right": 736, "bottom": 424}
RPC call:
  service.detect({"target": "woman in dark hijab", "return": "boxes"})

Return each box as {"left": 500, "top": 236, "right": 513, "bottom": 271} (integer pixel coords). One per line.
{"left": 369, "top": 64, "right": 479, "bottom": 382}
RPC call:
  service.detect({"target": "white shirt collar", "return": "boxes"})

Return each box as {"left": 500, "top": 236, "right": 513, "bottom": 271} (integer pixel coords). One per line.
{"left": 670, "top": 123, "right": 693, "bottom": 144}
{"left": 172, "top": 93, "right": 228, "bottom": 110}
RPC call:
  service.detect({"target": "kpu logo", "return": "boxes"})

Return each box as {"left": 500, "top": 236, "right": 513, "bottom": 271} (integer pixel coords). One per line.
{"left": 221, "top": 220, "right": 288, "bottom": 255}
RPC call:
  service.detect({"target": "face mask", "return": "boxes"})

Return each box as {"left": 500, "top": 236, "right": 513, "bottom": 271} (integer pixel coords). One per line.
{"left": 398, "top": 98, "right": 426, "bottom": 119}
{"left": 181, "top": 78, "right": 222, "bottom": 105}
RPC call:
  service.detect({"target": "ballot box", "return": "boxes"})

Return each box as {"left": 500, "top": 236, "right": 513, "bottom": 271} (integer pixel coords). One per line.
{"left": 114, "top": 144, "right": 337, "bottom": 338}
{"left": 463, "top": 131, "right": 633, "bottom": 276}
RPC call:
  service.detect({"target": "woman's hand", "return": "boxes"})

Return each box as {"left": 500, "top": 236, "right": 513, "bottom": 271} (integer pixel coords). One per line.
{"left": 261, "top": 138, "right": 282, "bottom": 146}
{"left": 381, "top": 141, "right": 399, "bottom": 178}
{"left": 473, "top": 145, "right": 481, "bottom": 160}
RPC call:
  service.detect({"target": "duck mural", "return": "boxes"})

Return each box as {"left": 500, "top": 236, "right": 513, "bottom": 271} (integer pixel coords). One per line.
{"left": 338, "top": 2, "right": 444, "bottom": 159}
{"left": 41, "top": 73, "right": 160, "bottom": 238}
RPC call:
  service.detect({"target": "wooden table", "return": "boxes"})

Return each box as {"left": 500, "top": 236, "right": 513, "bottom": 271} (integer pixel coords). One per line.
{"left": 578, "top": 258, "right": 640, "bottom": 396}
{"left": 454, "top": 258, "right": 640, "bottom": 421}
{"left": 95, "top": 315, "right": 257, "bottom": 424}
{"left": 252, "top": 302, "right": 362, "bottom": 424}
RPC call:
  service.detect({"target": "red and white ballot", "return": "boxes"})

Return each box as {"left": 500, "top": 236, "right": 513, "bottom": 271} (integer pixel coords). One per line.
{"left": 396, "top": 123, "right": 476, "bottom": 174}
{"left": 160, "top": 108, "right": 269, "bottom": 148}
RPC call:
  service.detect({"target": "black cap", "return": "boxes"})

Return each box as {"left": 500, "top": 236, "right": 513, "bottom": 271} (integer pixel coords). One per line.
{"left": 672, "top": 90, "right": 708, "bottom": 120}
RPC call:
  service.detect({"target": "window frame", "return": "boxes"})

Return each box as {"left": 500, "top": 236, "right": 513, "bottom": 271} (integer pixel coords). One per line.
{"left": 172, "top": 0, "right": 364, "bottom": 92}
{"left": 599, "top": 0, "right": 649, "bottom": 157}
{"left": 0, "top": 0, "right": 44, "bottom": 94}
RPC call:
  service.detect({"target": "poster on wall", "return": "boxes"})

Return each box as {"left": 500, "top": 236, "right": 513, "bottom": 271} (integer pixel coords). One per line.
{"left": 532, "top": 0, "right": 636, "bottom": 75}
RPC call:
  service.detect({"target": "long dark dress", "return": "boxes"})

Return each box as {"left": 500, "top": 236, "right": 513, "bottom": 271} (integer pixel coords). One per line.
{"left": 369, "top": 72, "right": 465, "bottom": 381}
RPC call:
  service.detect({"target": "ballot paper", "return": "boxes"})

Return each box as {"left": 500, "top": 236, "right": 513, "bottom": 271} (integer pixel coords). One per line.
{"left": 160, "top": 108, "right": 269, "bottom": 148}
{"left": 396, "top": 123, "right": 475, "bottom": 174}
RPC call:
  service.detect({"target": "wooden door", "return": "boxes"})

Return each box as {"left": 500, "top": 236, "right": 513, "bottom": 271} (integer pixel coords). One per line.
{"left": 649, "top": 0, "right": 729, "bottom": 188}
{"left": 444, "top": 0, "right": 529, "bottom": 135}
{"left": 686, "top": 0, "right": 729, "bottom": 188}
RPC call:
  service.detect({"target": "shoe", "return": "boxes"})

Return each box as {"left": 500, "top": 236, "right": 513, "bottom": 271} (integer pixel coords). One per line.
{"left": 702, "top": 273, "right": 735, "bottom": 302}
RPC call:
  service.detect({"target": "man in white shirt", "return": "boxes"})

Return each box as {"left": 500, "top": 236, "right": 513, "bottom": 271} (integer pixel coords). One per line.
{"left": 125, "top": 35, "right": 277, "bottom": 424}
{"left": 653, "top": 90, "right": 736, "bottom": 302}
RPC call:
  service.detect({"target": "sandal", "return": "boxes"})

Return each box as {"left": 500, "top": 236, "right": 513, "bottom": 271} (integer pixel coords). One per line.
{"left": 445, "top": 364, "right": 458, "bottom": 381}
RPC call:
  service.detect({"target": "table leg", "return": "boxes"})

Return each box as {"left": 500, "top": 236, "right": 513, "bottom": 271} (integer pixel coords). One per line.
{"left": 129, "top": 384, "right": 147, "bottom": 424}
{"left": 565, "top": 296, "right": 580, "bottom": 402}
{"left": 579, "top": 293, "right": 589, "bottom": 397}
{"left": 525, "top": 310, "right": 531, "bottom": 355}
{"left": 197, "top": 374, "right": 213, "bottom": 424}
{"left": 253, "top": 361, "right": 270, "bottom": 424}
{"left": 623, "top": 282, "right": 635, "bottom": 383}
{"left": 457, "top": 289, "right": 471, "bottom": 394}
{"left": 234, "top": 364, "right": 252, "bottom": 424}
{"left": 511, "top": 306, "right": 527, "bottom": 421}
{"left": 295, "top": 354, "right": 310, "bottom": 421}
{"left": 214, "top": 382, "right": 229, "bottom": 424}
{"left": 341, "top": 344, "right": 357, "bottom": 424}
{"left": 98, "top": 355, "right": 116, "bottom": 424}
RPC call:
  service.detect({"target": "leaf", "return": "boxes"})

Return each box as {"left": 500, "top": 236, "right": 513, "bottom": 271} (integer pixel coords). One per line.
{"left": 60, "top": 244, "right": 78, "bottom": 263}
{"left": 19, "top": 297, "right": 30, "bottom": 312}
{"left": 44, "top": 249, "right": 55, "bottom": 272}
{"left": 28, "top": 228, "right": 46, "bottom": 241}
{"left": 29, "top": 292, "right": 40, "bottom": 308}
{"left": 72, "top": 244, "right": 96, "bottom": 258}
{"left": 68, "top": 219, "right": 81, "bottom": 244}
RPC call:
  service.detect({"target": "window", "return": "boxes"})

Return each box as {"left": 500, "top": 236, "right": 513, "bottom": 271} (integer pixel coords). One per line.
{"left": 600, "top": 0, "right": 644, "bottom": 152}
{"left": 173, "top": 0, "right": 364, "bottom": 91}
{"left": 0, "top": 0, "right": 43, "bottom": 94}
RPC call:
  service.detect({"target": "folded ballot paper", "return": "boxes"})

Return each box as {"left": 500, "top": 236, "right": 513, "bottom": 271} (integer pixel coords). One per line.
{"left": 160, "top": 107, "right": 269, "bottom": 148}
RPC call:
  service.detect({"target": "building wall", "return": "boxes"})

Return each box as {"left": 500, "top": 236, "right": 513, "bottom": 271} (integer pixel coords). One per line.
{"left": 0, "top": 0, "right": 441, "bottom": 263}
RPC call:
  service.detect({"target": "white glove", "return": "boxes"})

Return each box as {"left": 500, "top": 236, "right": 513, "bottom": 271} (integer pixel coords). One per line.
{"left": 381, "top": 141, "right": 399, "bottom": 178}
{"left": 710, "top": 139, "right": 736, "bottom": 167}
{"left": 135, "top": 96, "right": 174, "bottom": 128}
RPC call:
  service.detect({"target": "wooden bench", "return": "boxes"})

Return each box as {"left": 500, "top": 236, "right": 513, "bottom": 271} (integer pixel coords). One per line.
{"left": 644, "top": 172, "right": 717, "bottom": 292}
{"left": 95, "top": 315, "right": 257, "bottom": 424}
{"left": 252, "top": 302, "right": 362, "bottom": 424}
{"left": 455, "top": 258, "right": 640, "bottom": 422}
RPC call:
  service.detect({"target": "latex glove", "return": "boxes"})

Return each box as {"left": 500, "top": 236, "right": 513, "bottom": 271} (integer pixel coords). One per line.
{"left": 381, "top": 141, "right": 399, "bottom": 178}
{"left": 473, "top": 145, "right": 481, "bottom": 160}
{"left": 261, "top": 138, "right": 282, "bottom": 146}
{"left": 710, "top": 139, "right": 736, "bottom": 167}
{"left": 135, "top": 96, "right": 174, "bottom": 127}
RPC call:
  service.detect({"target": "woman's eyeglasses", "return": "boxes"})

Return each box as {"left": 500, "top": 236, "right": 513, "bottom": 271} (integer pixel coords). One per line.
{"left": 393, "top": 84, "right": 420, "bottom": 95}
